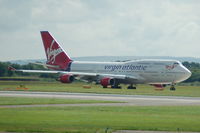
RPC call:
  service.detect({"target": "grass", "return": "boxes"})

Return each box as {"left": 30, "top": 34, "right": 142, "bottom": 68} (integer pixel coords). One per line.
{"left": 0, "top": 81, "right": 200, "bottom": 133}
{"left": 0, "top": 106, "right": 200, "bottom": 133}
{"left": 1, "top": 81, "right": 200, "bottom": 97}
{"left": 0, "top": 97, "right": 119, "bottom": 105}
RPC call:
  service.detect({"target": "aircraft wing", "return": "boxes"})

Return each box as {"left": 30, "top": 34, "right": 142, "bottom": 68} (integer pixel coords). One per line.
{"left": 8, "top": 66, "right": 141, "bottom": 81}
{"left": 8, "top": 66, "right": 63, "bottom": 74}
{"left": 8, "top": 66, "right": 97, "bottom": 76}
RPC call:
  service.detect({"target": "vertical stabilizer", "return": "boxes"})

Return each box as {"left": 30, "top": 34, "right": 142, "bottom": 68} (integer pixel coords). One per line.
{"left": 40, "top": 31, "right": 72, "bottom": 70}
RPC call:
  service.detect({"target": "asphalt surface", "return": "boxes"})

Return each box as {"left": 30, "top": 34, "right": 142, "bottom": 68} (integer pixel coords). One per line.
{"left": 0, "top": 91, "right": 200, "bottom": 107}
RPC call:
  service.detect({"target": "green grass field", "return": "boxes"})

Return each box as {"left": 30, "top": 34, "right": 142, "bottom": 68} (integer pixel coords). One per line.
{"left": 0, "top": 106, "right": 200, "bottom": 133}
{"left": 0, "top": 81, "right": 200, "bottom": 97}
{"left": 0, "top": 81, "right": 200, "bottom": 133}
{"left": 0, "top": 97, "right": 119, "bottom": 105}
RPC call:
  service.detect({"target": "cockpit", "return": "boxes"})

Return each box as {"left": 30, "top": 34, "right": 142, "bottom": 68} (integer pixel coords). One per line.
{"left": 173, "top": 61, "right": 181, "bottom": 65}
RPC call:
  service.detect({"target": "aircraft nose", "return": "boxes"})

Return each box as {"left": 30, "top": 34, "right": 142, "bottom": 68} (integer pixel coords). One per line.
{"left": 184, "top": 67, "right": 192, "bottom": 79}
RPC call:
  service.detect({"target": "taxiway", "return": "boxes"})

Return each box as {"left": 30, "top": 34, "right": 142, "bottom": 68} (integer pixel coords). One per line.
{"left": 0, "top": 91, "right": 200, "bottom": 107}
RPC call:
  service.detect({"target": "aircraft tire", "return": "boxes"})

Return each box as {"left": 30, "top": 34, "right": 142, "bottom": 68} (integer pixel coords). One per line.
{"left": 111, "top": 86, "right": 121, "bottom": 89}
{"left": 127, "top": 86, "right": 136, "bottom": 89}
{"left": 170, "top": 87, "right": 176, "bottom": 91}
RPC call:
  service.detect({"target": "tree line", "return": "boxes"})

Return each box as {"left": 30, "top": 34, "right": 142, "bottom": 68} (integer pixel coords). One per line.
{"left": 0, "top": 62, "right": 56, "bottom": 78}
{"left": 0, "top": 61, "right": 200, "bottom": 82}
{"left": 182, "top": 62, "right": 200, "bottom": 82}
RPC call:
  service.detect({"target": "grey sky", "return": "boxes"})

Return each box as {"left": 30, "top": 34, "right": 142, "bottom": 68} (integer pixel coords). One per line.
{"left": 1, "top": 0, "right": 200, "bottom": 61}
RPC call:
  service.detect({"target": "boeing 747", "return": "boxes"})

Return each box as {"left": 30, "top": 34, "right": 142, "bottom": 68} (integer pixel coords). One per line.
{"left": 9, "top": 31, "right": 191, "bottom": 90}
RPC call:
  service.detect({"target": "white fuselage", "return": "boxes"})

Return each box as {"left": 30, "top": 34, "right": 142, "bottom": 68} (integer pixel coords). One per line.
{"left": 70, "top": 59, "right": 191, "bottom": 84}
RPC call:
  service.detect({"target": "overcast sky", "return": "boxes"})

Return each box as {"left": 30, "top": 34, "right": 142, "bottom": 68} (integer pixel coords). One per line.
{"left": 1, "top": 0, "right": 200, "bottom": 61}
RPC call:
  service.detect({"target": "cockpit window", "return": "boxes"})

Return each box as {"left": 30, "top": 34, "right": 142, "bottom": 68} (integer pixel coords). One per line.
{"left": 174, "top": 62, "right": 180, "bottom": 65}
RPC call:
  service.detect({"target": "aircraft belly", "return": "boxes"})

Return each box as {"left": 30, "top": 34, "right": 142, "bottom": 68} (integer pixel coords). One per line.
{"left": 142, "top": 73, "right": 175, "bottom": 84}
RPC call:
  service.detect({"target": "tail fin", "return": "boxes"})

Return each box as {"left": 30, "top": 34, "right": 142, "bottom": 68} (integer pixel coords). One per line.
{"left": 40, "top": 31, "right": 72, "bottom": 70}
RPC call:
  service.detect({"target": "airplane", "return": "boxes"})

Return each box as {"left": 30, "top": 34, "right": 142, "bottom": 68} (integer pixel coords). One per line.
{"left": 8, "top": 31, "right": 192, "bottom": 90}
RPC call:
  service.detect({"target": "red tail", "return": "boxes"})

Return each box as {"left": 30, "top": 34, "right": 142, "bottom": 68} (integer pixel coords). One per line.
{"left": 40, "top": 31, "right": 72, "bottom": 70}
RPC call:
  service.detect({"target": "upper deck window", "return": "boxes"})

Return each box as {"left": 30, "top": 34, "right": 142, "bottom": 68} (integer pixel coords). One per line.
{"left": 153, "top": 63, "right": 164, "bottom": 65}
{"left": 138, "top": 63, "right": 150, "bottom": 65}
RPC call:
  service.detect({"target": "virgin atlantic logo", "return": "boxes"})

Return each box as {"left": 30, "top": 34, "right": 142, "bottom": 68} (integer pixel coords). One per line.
{"left": 46, "top": 40, "right": 63, "bottom": 64}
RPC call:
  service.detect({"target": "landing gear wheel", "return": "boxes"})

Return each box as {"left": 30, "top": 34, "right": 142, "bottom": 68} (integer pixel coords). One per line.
{"left": 127, "top": 85, "right": 136, "bottom": 89}
{"left": 170, "top": 87, "right": 176, "bottom": 91}
{"left": 111, "top": 85, "right": 121, "bottom": 89}
{"left": 170, "top": 84, "right": 176, "bottom": 91}
{"left": 111, "top": 82, "right": 121, "bottom": 89}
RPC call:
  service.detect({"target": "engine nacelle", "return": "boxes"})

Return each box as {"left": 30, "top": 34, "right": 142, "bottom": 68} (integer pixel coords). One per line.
{"left": 59, "top": 74, "right": 74, "bottom": 83}
{"left": 100, "top": 77, "right": 115, "bottom": 87}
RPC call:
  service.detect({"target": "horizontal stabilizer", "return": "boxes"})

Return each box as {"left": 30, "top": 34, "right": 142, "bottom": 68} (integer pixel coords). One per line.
{"left": 8, "top": 66, "right": 16, "bottom": 71}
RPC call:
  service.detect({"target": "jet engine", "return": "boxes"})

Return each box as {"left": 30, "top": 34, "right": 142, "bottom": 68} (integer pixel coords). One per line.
{"left": 59, "top": 74, "right": 74, "bottom": 83}
{"left": 100, "top": 77, "right": 115, "bottom": 88}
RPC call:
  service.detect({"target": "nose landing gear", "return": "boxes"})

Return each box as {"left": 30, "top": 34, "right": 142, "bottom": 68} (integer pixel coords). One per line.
{"left": 170, "top": 84, "right": 176, "bottom": 91}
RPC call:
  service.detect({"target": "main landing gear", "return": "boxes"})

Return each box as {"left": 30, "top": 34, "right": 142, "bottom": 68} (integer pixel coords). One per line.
{"left": 111, "top": 85, "right": 122, "bottom": 89}
{"left": 127, "top": 84, "right": 136, "bottom": 89}
{"left": 170, "top": 84, "right": 176, "bottom": 91}
{"left": 111, "top": 82, "right": 121, "bottom": 89}
{"left": 102, "top": 85, "right": 121, "bottom": 89}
